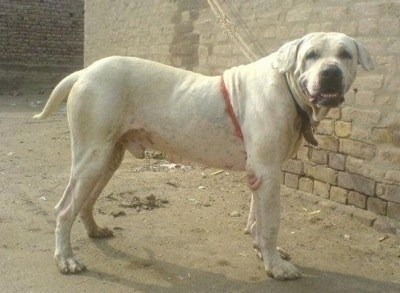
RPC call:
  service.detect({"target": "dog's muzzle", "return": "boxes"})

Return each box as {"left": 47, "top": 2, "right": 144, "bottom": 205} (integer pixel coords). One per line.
{"left": 306, "top": 65, "right": 345, "bottom": 107}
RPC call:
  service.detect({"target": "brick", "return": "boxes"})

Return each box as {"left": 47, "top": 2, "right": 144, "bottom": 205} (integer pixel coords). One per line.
{"left": 328, "top": 153, "right": 345, "bottom": 170}
{"left": 315, "top": 135, "right": 339, "bottom": 152}
{"left": 321, "top": 22, "right": 333, "bottom": 32}
{"left": 393, "top": 131, "right": 400, "bottom": 147}
{"left": 335, "top": 121, "right": 351, "bottom": 138}
{"left": 358, "top": 18, "right": 378, "bottom": 35}
{"left": 378, "top": 148, "right": 400, "bottom": 167}
{"left": 296, "top": 146, "right": 310, "bottom": 162}
{"left": 281, "top": 159, "right": 304, "bottom": 175}
{"left": 354, "top": 90, "right": 374, "bottom": 106}
{"left": 291, "top": 26, "right": 306, "bottom": 38}
{"left": 307, "top": 23, "right": 321, "bottom": 33}
{"left": 318, "top": 6, "right": 350, "bottom": 20}
{"left": 317, "top": 119, "right": 334, "bottom": 135}
{"left": 261, "top": 26, "right": 277, "bottom": 39}
{"left": 339, "top": 139, "right": 376, "bottom": 160}
{"left": 387, "top": 202, "right": 400, "bottom": 221}
{"left": 310, "top": 149, "right": 328, "bottom": 165}
{"left": 345, "top": 156, "right": 384, "bottom": 182}
{"left": 286, "top": 8, "right": 312, "bottom": 22}
{"left": 285, "top": 173, "right": 299, "bottom": 189}
{"left": 305, "top": 164, "right": 337, "bottom": 185}
{"left": 350, "top": 126, "right": 371, "bottom": 144}
{"left": 344, "top": 156, "right": 364, "bottom": 173}
{"left": 348, "top": 191, "right": 367, "bottom": 209}
{"left": 341, "top": 107, "right": 381, "bottom": 126}
{"left": 353, "top": 74, "right": 384, "bottom": 91}
{"left": 313, "top": 180, "right": 330, "bottom": 199}
{"left": 378, "top": 17, "right": 400, "bottom": 36}
{"left": 381, "top": 112, "right": 400, "bottom": 129}
{"left": 351, "top": 2, "right": 381, "bottom": 16}
{"left": 371, "top": 128, "right": 392, "bottom": 144}
{"left": 337, "top": 172, "right": 375, "bottom": 196}
{"left": 340, "top": 20, "right": 358, "bottom": 36}
{"left": 371, "top": 93, "right": 396, "bottom": 108}
{"left": 330, "top": 186, "right": 348, "bottom": 204}
{"left": 376, "top": 184, "right": 400, "bottom": 204}
{"left": 384, "top": 170, "right": 400, "bottom": 184}
{"left": 367, "top": 197, "right": 387, "bottom": 216}
{"left": 326, "top": 108, "right": 341, "bottom": 120}
{"left": 352, "top": 208, "right": 377, "bottom": 227}
{"left": 299, "top": 177, "right": 313, "bottom": 193}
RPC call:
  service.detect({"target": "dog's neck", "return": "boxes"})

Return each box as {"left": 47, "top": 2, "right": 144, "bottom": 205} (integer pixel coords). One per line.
{"left": 285, "top": 73, "right": 319, "bottom": 146}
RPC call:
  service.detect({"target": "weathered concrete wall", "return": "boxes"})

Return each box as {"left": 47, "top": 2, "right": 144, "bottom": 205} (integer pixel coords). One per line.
{"left": 85, "top": 0, "right": 400, "bottom": 221}
{"left": 0, "top": 0, "right": 84, "bottom": 91}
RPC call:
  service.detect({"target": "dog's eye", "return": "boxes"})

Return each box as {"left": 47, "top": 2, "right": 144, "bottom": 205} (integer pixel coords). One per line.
{"left": 338, "top": 50, "right": 352, "bottom": 59}
{"left": 305, "top": 50, "right": 319, "bottom": 60}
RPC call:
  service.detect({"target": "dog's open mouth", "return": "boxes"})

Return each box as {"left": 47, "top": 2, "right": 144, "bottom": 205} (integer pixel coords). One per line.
{"left": 306, "top": 89, "right": 344, "bottom": 107}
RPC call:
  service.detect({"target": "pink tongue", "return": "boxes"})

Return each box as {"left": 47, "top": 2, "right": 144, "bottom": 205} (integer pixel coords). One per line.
{"left": 307, "top": 91, "right": 317, "bottom": 102}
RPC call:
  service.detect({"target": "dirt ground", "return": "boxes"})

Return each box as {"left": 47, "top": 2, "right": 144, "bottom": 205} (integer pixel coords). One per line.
{"left": 1, "top": 94, "right": 400, "bottom": 293}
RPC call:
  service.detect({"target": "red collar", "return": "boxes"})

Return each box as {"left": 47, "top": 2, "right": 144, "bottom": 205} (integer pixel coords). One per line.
{"left": 220, "top": 76, "right": 243, "bottom": 141}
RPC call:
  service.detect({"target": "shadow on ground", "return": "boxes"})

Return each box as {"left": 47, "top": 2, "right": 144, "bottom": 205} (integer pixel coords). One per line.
{"left": 88, "top": 239, "right": 400, "bottom": 293}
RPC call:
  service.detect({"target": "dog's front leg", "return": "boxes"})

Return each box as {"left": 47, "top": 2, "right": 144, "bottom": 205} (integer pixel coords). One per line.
{"left": 247, "top": 163, "right": 300, "bottom": 280}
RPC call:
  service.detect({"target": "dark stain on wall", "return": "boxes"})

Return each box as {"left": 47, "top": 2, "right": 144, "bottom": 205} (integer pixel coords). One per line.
{"left": 169, "top": 0, "right": 207, "bottom": 70}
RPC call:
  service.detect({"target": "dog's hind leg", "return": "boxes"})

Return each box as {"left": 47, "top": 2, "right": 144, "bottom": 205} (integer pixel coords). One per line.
{"left": 54, "top": 143, "right": 121, "bottom": 274}
{"left": 79, "top": 142, "right": 126, "bottom": 238}
{"left": 244, "top": 194, "right": 256, "bottom": 234}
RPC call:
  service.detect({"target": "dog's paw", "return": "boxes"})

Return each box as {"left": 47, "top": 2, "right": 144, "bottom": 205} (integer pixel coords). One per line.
{"left": 265, "top": 258, "right": 301, "bottom": 280}
{"left": 88, "top": 226, "right": 114, "bottom": 238}
{"left": 276, "top": 247, "right": 291, "bottom": 260}
{"left": 244, "top": 220, "right": 256, "bottom": 235}
{"left": 254, "top": 247, "right": 291, "bottom": 261}
{"left": 55, "top": 255, "right": 87, "bottom": 274}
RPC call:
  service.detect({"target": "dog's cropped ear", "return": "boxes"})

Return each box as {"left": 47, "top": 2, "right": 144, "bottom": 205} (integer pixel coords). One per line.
{"left": 354, "top": 40, "right": 374, "bottom": 70}
{"left": 272, "top": 38, "right": 303, "bottom": 73}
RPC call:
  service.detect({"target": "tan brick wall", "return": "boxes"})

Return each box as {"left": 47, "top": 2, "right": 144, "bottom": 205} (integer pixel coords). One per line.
{"left": 85, "top": 0, "right": 400, "bottom": 221}
{"left": 0, "top": 0, "right": 84, "bottom": 91}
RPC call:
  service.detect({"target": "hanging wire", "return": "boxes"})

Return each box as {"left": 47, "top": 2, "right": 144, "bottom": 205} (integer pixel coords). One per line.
{"left": 207, "top": 0, "right": 260, "bottom": 62}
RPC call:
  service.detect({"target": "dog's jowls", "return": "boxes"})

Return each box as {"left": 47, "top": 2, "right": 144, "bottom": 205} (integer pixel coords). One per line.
{"left": 34, "top": 32, "right": 373, "bottom": 280}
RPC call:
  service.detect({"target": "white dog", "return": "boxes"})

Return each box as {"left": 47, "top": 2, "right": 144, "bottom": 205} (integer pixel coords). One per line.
{"left": 34, "top": 32, "right": 373, "bottom": 280}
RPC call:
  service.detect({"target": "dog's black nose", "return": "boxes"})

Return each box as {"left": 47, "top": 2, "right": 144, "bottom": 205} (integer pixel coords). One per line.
{"left": 321, "top": 65, "right": 342, "bottom": 79}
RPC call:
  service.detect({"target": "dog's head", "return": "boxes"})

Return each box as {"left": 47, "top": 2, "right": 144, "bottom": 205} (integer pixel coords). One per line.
{"left": 273, "top": 32, "right": 374, "bottom": 121}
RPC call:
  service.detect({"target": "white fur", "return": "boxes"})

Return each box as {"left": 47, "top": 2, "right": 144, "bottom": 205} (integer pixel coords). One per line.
{"left": 34, "top": 32, "right": 373, "bottom": 280}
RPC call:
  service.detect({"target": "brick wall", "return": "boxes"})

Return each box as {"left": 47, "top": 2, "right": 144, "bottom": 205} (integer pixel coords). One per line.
{"left": 0, "top": 0, "right": 84, "bottom": 91}
{"left": 85, "top": 0, "right": 400, "bottom": 221}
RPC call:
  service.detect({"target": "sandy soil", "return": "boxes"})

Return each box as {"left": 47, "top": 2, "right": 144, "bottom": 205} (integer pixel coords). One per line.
{"left": 1, "top": 95, "right": 400, "bottom": 293}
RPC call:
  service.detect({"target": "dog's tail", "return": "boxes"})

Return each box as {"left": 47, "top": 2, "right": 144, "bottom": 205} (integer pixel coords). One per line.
{"left": 33, "top": 70, "right": 83, "bottom": 119}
